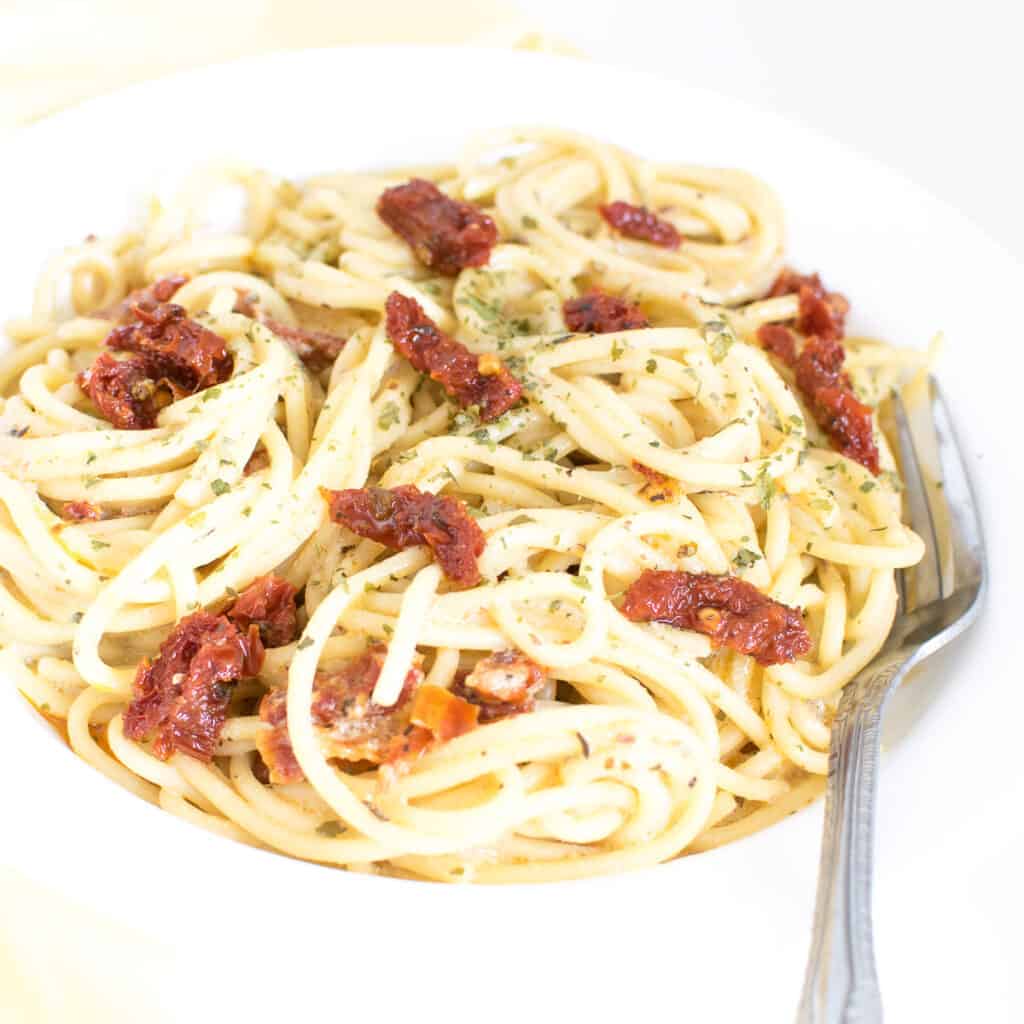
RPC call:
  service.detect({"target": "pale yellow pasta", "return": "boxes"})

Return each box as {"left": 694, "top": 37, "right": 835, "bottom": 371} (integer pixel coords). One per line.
{"left": 0, "top": 129, "right": 927, "bottom": 883}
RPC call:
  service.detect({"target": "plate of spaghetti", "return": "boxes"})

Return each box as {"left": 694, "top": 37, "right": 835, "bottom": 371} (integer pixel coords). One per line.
{"left": 1, "top": 46, "right": 1019, "bottom": 1022}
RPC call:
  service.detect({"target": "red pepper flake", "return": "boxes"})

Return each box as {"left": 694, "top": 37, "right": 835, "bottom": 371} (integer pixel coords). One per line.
{"left": 599, "top": 201, "right": 681, "bottom": 249}
{"left": 226, "top": 575, "right": 298, "bottom": 648}
{"left": 61, "top": 500, "right": 101, "bottom": 522}
{"left": 563, "top": 290, "right": 649, "bottom": 333}
{"left": 385, "top": 291, "right": 521, "bottom": 422}
{"left": 631, "top": 461, "right": 679, "bottom": 504}
{"left": 324, "top": 484, "right": 485, "bottom": 587}
{"left": 768, "top": 269, "right": 849, "bottom": 342}
{"left": 621, "top": 570, "right": 811, "bottom": 666}
{"left": 377, "top": 178, "right": 498, "bottom": 276}
{"left": 124, "top": 612, "right": 264, "bottom": 761}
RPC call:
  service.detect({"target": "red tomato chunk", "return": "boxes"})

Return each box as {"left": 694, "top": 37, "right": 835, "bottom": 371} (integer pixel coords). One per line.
{"left": 600, "top": 201, "right": 681, "bottom": 249}
{"left": 452, "top": 649, "right": 546, "bottom": 721}
{"left": 124, "top": 612, "right": 264, "bottom": 761}
{"left": 385, "top": 292, "right": 521, "bottom": 422}
{"left": 768, "top": 269, "right": 849, "bottom": 343}
{"left": 377, "top": 178, "right": 497, "bottom": 275}
{"left": 563, "top": 290, "right": 649, "bottom": 333}
{"left": 324, "top": 484, "right": 485, "bottom": 588}
{"left": 621, "top": 570, "right": 811, "bottom": 666}
{"left": 227, "top": 575, "right": 299, "bottom": 649}
{"left": 78, "top": 301, "right": 233, "bottom": 429}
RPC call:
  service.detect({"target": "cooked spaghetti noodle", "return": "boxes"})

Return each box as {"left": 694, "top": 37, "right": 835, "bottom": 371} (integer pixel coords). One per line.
{"left": 0, "top": 129, "right": 927, "bottom": 883}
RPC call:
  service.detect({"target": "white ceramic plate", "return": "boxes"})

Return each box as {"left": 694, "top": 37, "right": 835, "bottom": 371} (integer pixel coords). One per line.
{"left": 2, "top": 47, "right": 1021, "bottom": 1023}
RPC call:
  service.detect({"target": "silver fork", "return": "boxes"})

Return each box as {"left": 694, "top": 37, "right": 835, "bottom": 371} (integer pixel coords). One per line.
{"left": 797, "top": 377, "right": 987, "bottom": 1023}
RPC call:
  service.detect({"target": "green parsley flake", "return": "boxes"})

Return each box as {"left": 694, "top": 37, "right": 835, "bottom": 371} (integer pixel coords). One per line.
{"left": 463, "top": 294, "right": 501, "bottom": 322}
{"left": 756, "top": 465, "right": 776, "bottom": 510}
{"left": 732, "top": 547, "right": 762, "bottom": 569}
{"left": 377, "top": 402, "right": 400, "bottom": 430}
{"left": 703, "top": 320, "right": 736, "bottom": 363}
{"left": 210, "top": 478, "right": 230, "bottom": 496}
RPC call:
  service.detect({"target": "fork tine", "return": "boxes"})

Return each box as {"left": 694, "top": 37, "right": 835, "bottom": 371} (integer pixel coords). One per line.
{"left": 892, "top": 386, "right": 944, "bottom": 608}
{"left": 895, "top": 564, "right": 909, "bottom": 614}
{"left": 927, "top": 378, "right": 987, "bottom": 591}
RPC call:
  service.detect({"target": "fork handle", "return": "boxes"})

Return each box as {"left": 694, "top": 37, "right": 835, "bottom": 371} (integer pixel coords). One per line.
{"left": 796, "top": 652, "right": 910, "bottom": 1024}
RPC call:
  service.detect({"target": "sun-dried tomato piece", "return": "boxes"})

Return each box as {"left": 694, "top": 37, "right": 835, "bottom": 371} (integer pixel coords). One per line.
{"left": 231, "top": 291, "right": 345, "bottom": 371}
{"left": 325, "top": 484, "right": 485, "bottom": 587}
{"left": 563, "top": 290, "right": 649, "bottom": 333}
{"left": 259, "top": 317, "right": 347, "bottom": 372}
{"left": 385, "top": 292, "right": 521, "bottom": 422}
{"left": 107, "top": 302, "right": 232, "bottom": 397}
{"left": 795, "top": 334, "right": 846, "bottom": 396}
{"left": 599, "top": 201, "right": 681, "bottom": 249}
{"left": 62, "top": 500, "right": 101, "bottom": 522}
{"left": 377, "top": 178, "right": 498, "bottom": 275}
{"left": 256, "top": 644, "right": 423, "bottom": 783}
{"left": 226, "top": 575, "right": 298, "bottom": 648}
{"left": 91, "top": 274, "right": 189, "bottom": 322}
{"left": 794, "top": 336, "right": 879, "bottom": 473}
{"left": 811, "top": 386, "right": 880, "bottom": 475}
{"left": 254, "top": 690, "right": 302, "bottom": 784}
{"left": 78, "top": 352, "right": 161, "bottom": 429}
{"left": 80, "top": 301, "right": 233, "bottom": 428}
{"left": 453, "top": 649, "right": 545, "bottom": 721}
{"left": 621, "top": 570, "right": 811, "bottom": 666}
{"left": 756, "top": 323, "right": 798, "bottom": 367}
{"left": 768, "top": 269, "right": 849, "bottom": 342}
{"left": 124, "top": 611, "right": 264, "bottom": 761}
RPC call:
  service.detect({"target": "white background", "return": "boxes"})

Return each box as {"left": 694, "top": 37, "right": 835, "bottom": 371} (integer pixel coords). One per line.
{"left": 2, "top": 4, "right": 1022, "bottom": 1022}
{"left": 521, "top": 0, "right": 1024, "bottom": 262}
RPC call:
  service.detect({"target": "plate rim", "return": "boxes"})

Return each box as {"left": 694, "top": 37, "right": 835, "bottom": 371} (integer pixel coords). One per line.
{"left": 1, "top": 48, "right": 1020, "bottom": 1013}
